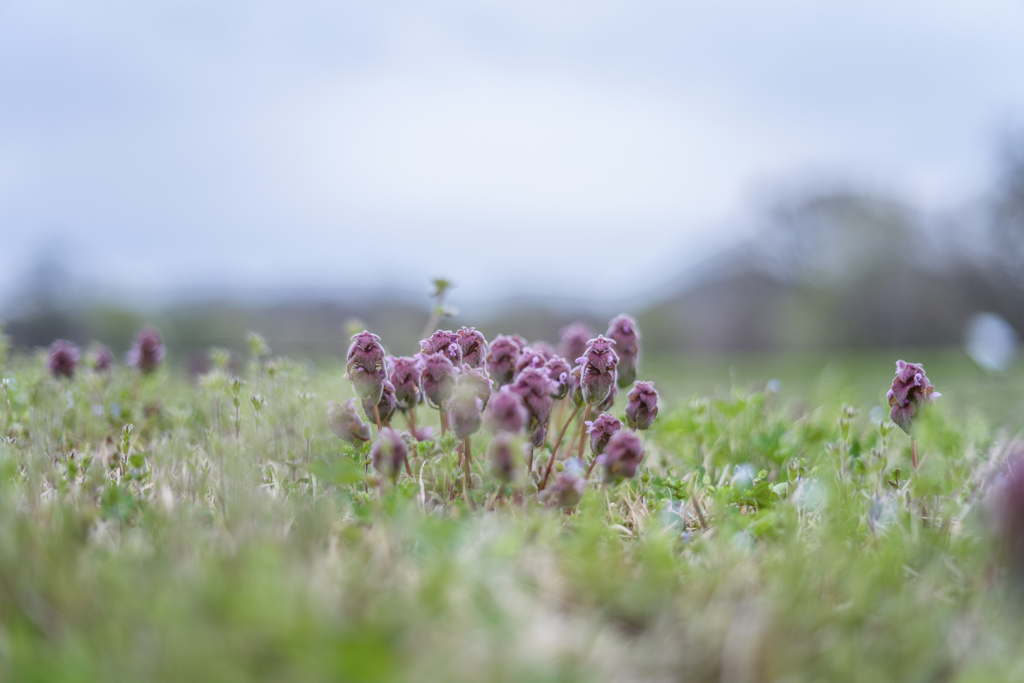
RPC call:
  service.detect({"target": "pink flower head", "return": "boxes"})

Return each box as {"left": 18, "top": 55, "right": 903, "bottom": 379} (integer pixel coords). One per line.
{"left": 347, "top": 331, "right": 386, "bottom": 372}
{"left": 625, "top": 381, "right": 659, "bottom": 430}
{"left": 539, "top": 471, "right": 586, "bottom": 509}
{"left": 486, "top": 335, "right": 523, "bottom": 387}
{"left": 48, "top": 340, "right": 80, "bottom": 379}
{"left": 886, "top": 360, "right": 940, "bottom": 434}
{"left": 514, "top": 346, "right": 550, "bottom": 378}
{"left": 459, "top": 365, "right": 494, "bottom": 410}
{"left": 544, "top": 356, "right": 572, "bottom": 400}
{"left": 587, "top": 413, "right": 622, "bottom": 456}
{"left": 127, "top": 326, "right": 166, "bottom": 374}
{"left": 387, "top": 356, "right": 422, "bottom": 410}
{"left": 511, "top": 367, "right": 558, "bottom": 434}
{"left": 362, "top": 379, "right": 397, "bottom": 426}
{"left": 489, "top": 433, "right": 520, "bottom": 483}
{"left": 607, "top": 314, "right": 640, "bottom": 388}
{"left": 448, "top": 385, "right": 483, "bottom": 439}
{"left": 577, "top": 335, "right": 618, "bottom": 406}
{"left": 413, "top": 426, "right": 435, "bottom": 442}
{"left": 597, "top": 430, "right": 645, "bottom": 482}
{"left": 420, "top": 329, "right": 462, "bottom": 365}
{"left": 327, "top": 399, "right": 372, "bottom": 444}
{"left": 371, "top": 428, "right": 408, "bottom": 481}
{"left": 558, "top": 322, "right": 594, "bottom": 367}
{"left": 89, "top": 344, "right": 115, "bottom": 373}
{"left": 484, "top": 386, "right": 529, "bottom": 435}
{"left": 455, "top": 327, "right": 488, "bottom": 368}
{"left": 419, "top": 352, "right": 458, "bottom": 408}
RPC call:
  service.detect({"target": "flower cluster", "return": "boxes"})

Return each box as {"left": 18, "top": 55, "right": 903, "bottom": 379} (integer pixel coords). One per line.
{"left": 886, "top": 360, "right": 940, "bottom": 434}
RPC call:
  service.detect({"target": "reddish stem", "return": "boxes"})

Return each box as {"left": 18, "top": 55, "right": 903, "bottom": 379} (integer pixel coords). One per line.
{"left": 540, "top": 402, "right": 581, "bottom": 491}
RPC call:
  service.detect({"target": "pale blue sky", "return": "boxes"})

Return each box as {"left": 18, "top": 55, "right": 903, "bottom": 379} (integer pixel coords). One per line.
{"left": 2, "top": 0, "right": 1023, "bottom": 307}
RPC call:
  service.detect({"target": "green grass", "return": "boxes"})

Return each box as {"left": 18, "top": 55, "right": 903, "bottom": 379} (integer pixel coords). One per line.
{"left": 0, "top": 347, "right": 1023, "bottom": 682}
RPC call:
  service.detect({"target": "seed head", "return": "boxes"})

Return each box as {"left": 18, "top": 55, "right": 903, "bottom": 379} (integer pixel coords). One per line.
{"left": 327, "top": 399, "right": 372, "bottom": 444}
{"left": 588, "top": 413, "right": 622, "bottom": 456}
{"left": 577, "top": 336, "right": 618, "bottom": 406}
{"left": 419, "top": 353, "right": 458, "bottom": 408}
{"left": 625, "top": 381, "right": 659, "bottom": 430}
{"left": 127, "top": 326, "right": 166, "bottom": 374}
{"left": 387, "top": 356, "right": 422, "bottom": 409}
{"left": 607, "top": 315, "right": 640, "bottom": 388}
{"left": 455, "top": 327, "right": 488, "bottom": 368}
{"left": 48, "top": 340, "right": 80, "bottom": 379}
{"left": 485, "top": 335, "right": 522, "bottom": 386}
{"left": 598, "top": 430, "right": 645, "bottom": 482}
{"left": 371, "top": 428, "right": 408, "bottom": 481}
{"left": 886, "top": 360, "right": 940, "bottom": 434}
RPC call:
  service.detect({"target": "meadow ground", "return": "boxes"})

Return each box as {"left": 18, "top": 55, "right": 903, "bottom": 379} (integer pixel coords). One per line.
{"left": 1, "top": 344, "right": 1023, "bottom": 682}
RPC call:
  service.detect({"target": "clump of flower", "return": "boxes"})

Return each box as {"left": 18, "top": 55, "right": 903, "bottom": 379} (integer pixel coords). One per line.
{"left": 539, "top": 471, "right": 586, "bottom": 509}
{"left": 886, "top": 360, "right": 940, "bottom": 434}
{"left": 88, "top": 344, "right": 115, "bottom": 373}
{"left": 486, "top": 335, "right": 523, "bottom": 386}
{"left": 371, "top": 428, "right": 409, "bottom": 481}
{"left": 994, "top": 451, "right": 1024, "bottom": 579}
{"left": 420, "top": 353, "right": 458, "bottom": 409}
{"left": 607, "top": 315, "right": 640, "bottom": 387}
{"left": 459, "top": 365, "right": 494, "bottom": 410}
{"left": 362, "top": 380, "right": 397, "bottom": 427}
{"left": 588, "top": 413, "right": 622, "bottom": 456}
{"left": 387, "top": 356, "right": 422, "bottom": 410}
{"left": 597, "top": 430, "right": 644, "bottom": 482}
{"left": 421, "top": 329, "right": 462, "bottom": 365}
{"left": 577, "top": 336, "right": 618, "bottom": 407}
{"left": 511, "top": 367, "right": 557, "bottom": 446}
{"left": 489, "top": 433, "right": 520, "bottom": 483}
{"left": 448, "top": 386, "right": 484, "bottom": 440}
{"left": 327, "top": 399, "right": 372, "bottom": 444}
{"left": 484, "top": 386, "right": 529, "bottom": 435}
{"left": 544, "top": 356, "right": 572, "bottom": 400}
{"left": 625, "top": 381, "right": 659, "bottom": 430}
{"left": 48, "top": 340, "right": 80, "bottom": 379}
{"left": 346, "top": 332, "right": 387, "bottom": 405}
{"left": 559, "top": 322, "right": 594, "bottom": 366}
{"left": 456, "top": 327, "right": 488, "bottom": 368}
{"left": 127, "top": 326, "right": 166, "bottom": 374}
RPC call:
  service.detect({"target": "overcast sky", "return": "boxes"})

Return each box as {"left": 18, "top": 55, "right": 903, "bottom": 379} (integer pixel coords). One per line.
{"left": 2, "top": 0, "right": 1024, "bottom": 308}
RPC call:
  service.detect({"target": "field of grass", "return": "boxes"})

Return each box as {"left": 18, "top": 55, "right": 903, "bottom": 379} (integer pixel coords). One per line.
{"left": 1, "top": 337, "right": 1023, "bottom": 682}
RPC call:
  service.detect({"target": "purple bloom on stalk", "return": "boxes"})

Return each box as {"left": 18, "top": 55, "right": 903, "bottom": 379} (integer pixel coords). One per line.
{"left": 558, "top": 323, "right": 594, "bottom": 367}
{"left": 625, "top": 381, "right": 659, "bottom": 430}
{"left": 127, "top": 326, "right": 166, "bottom": 374}
{"left": 994, "top": 452, "right": 1024, "bottom": 578}
{"left": 347, "top": 332, "right": 388, "bottom": 404}
{"left": 327, "top": 399, "right": 372, "bottom": 444}
{"left": 48, "top": 340, "right": 80, "bottom": 379}
{"left": 420, "top": 329, "right": 462, "bottom": 365}
{"left": 420, "top": 353, "right": 458, "bottom": 408}
{"left": 544, "top": 356, "right": 572, "bottom": 400}
{"left": 588, "top": 413, "right": 622, "bottom": 456}
{"left": 362, "top": 380, "right": 397, "bottom": 426}
{"left": 607, "top": 315, "right": 640, "bottom": 388}
{"left": 89, "top": 344, "right": 115, "bottom": 373}
{"left": 412, "top": 426, "right": 435, "bottom": 442}
{"left": 455, "top": 327, "right": 488, "bottom": 368}
{"left": 484, "top": 386, "right": 529, "bottom": 435}
{"left": 489, "top": 433, "right": 520, "bottom": 483}
{"left": 539, "top": 471, "right": 586, "bottom": 509}
{"left": 459, "top": 365, "right": 494, "bottom": 410}
{"left": 886, "top": 360, "right": 940, "bottom": 434}
{"left": 371, "top": 428, "right": 408, "bottom": 480}
{"left": 511, "top": 367, "right": 558, "bottom": 435}
{"left": 448, "top": 386, "right": 483, "bottom": 440}
{"left": 514, "top": 347, "right": 548, "bottom": 377}
{"left": 387, "top": 356, "right": 422, "bottom": 410}
{"left": 486, "top": 335, "right": 522, "bottom": 386}
{"left": 597, "top": 430, "right": 645, "bottom": 483}
{"left": 577, "top": 336, "right": 618, "bottom": 406}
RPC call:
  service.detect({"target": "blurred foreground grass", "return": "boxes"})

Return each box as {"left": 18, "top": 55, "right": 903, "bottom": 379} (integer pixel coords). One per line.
{"left": 0, "top": 346, "right": 1023, "bottom": 681}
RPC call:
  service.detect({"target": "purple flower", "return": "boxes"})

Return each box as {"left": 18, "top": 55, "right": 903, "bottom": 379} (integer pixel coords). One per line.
{"left": 544, "top": 356, "right": 572, "bottom": 400}
{"left": 456, "top": 327, "right": 488, "bottom": 368}
{"left": 514, "top": 346, "right": 549, "bottom": 377}
{"left": 48, "top": 340, "right": 80, "bottom": 379}
{"left": 371, "top": 428, "right": 408, "bottom": 480}
{"left": 511, "top": 367, "right": 558, "bottom": 434}
{"left": 448, "top": 386, "right": 483, "bottom": 440}
{"left": 530, "top": 425, "right": 547, "bottom": 448}
{"left": 484, "top": 386, "right": 529, "bottom": 434}
{"left": 886, "top": 360, "right": 940, "bottom": 434}
{"left": 598, "top": 430, "right": 644, "bottom": 482}
{"left": 588, "top": 413, "right": 622, "bottom": 456}
{"left": 89, "top": 344, "right": 114, "bottom": 373}
{"left": 362, "top": 380, "right": 397, "bottom": 426}
{"left": 625, "top": 381, "right": 659, "bottom": 430}
{"left": 607, "top": 315, "right": 640, "bottom": 388}
{"left": 327, "top": 399, "right": 372, "bottom": 444}
{"left": 485, "top": 335, "right": 522, "bottom": 386}
{"left": 558, "top": 323, "right": 594, "bottom": 367}
{"left": 459, "top": 365, "right": 494, "bottom": 410}
{"left": 127, "top": 326, "right": 166, "bottom": 374}
{"left": 539, "top": 471, "right": 586, "bottom": 509}
{"left": 420, "top": 353, "right": 458, "bottom": 408}
{"left": 420, "top": 329, "right": 462, "bottom": 365}
{"left": 489, "top": 433, "right": 519, "bottom": 483}
{"left": 568, "top": 365, "right": 583, "bottom": 405}
{"left": 577, "top": 336, "right": 618, "bottom": 406}
{"left": 347, "top": 332, "right": 387, "bottom": 403}
{"left": 413, "top": 426, "right": 435, "bottom": 442}
{"left": 387, "top": 356, "right": 422, "bottom": 410}
{"left": 994, "top": 452, "right": 1024, "bottom": 577}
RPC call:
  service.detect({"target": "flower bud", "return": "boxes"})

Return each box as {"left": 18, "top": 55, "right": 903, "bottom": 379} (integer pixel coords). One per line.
{"left": 587, "top": 413, "right": 622, "bottom": 456}
{"left": 420, "top": 353, "right": 458, "bottom": 408}
{"left": 484, "top": 386, "right": 529, "bottom": 435}
{"left": 127, "top": 326, "right": 166, "bottom": 374}
{"left": 577, "top": 336, "right": 618, "bottom": 406}
{"left": 48, "top": 340, "right": 80, "bottom": 379}
{"left": 347, "top": 332, "right": 387, "bottom": 403}
{"left": 544, "top": 356, "right": 571, "bottom": 400}
{"left": 89, "top": 344, "right": 114, "bottom": 373}
{"left": 625, "top": 381, "right": 659, "bottom": 430}
{"left": 456, "top": 327, "right": 488, "bottom": 368}
{"left": 420, "top": 329, "right": 462, "bottom": 365}
{"left": 886, "top": 360, "right": 940, "bottom": 434}
{"left": 327, "top": 399, "right": 372, "bottom": 444}
{"left": 539, "top": 471, "right": 586, "bottom": 509}
{"left": 558, "top": 323, "right": 594, "bottom": 367}
{"left": 387, "top": 356, "right": 422, "bottom": 409}
{"left": 530, "top": 425, "right": 547, "bottom": 448}
{"left": 489, "top": 433, "right": 520, "bottom": 483}
{"left": 459, "top": 365, "right": 494, "bottom": 410}
{"left": 448, "top": 385, "right": 483, "bottom": 439}
{"left": 371, "top": 428, "right": 408, "bottom": 480}
{"left": 511, "top": 367, "right": 558, "bottom": 433}
{"left": 485, "top": 335, "right": 522, "bottom": 386}
{"left": 362, "top": 380, "right": 397, "bottom": 426}
{"left": 607, "top": 315, "right": 640, "bottom": 388}
{"left": 597, "top": 430, "right": 644, "bottom": 482}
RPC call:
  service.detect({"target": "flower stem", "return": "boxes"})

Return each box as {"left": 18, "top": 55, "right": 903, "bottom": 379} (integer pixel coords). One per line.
{"left": 911, "top": 438, "right": 918, "bottom": 470}
{"left": 577, "top": 404, "right": 592, "bottom": 460}
{"left": 462, "top": 437, "right": 473, "bottom": 492}
{"left": 540, "top": 402, "right": 581, "bottom": 491}
{"left": 373, "top": 403, "right": 383, "bottom": 433}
